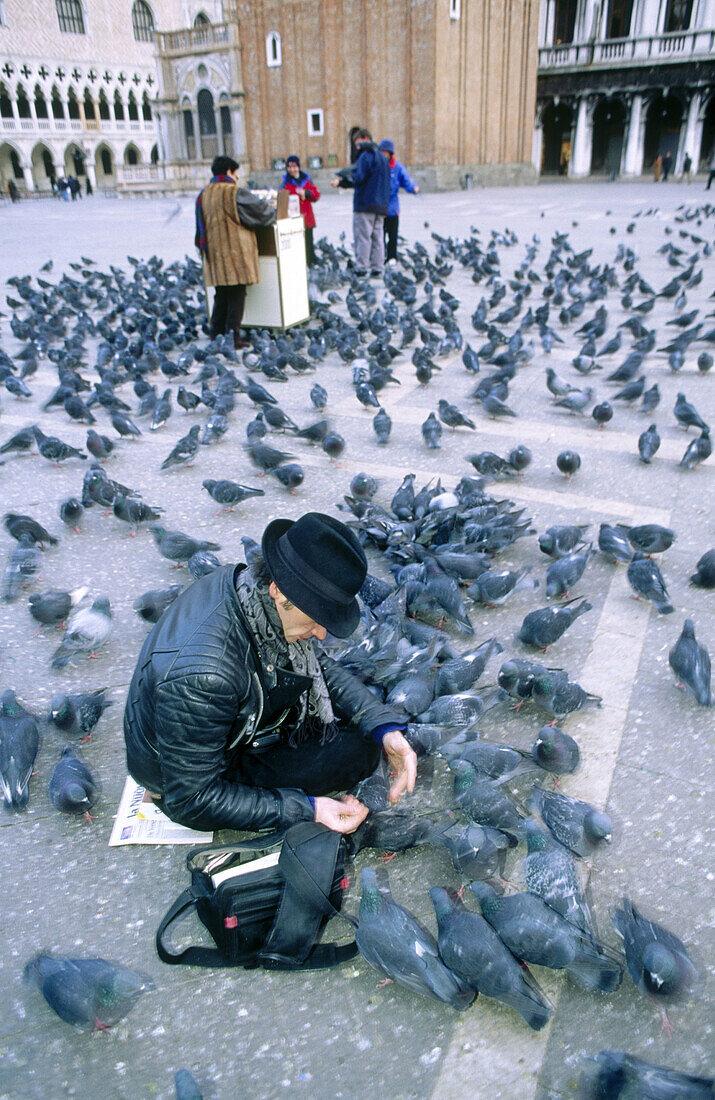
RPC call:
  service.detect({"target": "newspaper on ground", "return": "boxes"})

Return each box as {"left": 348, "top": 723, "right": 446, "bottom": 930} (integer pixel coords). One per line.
{"left": 109, "top": 775, "right": 213, "bottom": 846}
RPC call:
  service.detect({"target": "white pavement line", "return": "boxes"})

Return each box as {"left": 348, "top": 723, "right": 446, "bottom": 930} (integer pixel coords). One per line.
{"left": 296, "top": 452, "right": 673, "bottom": 525}
{"left": 432, "top": 513, "right": 669, "bottom": 1100}
{"left": 325, "top": 399, "right": 693, "bottom": 462}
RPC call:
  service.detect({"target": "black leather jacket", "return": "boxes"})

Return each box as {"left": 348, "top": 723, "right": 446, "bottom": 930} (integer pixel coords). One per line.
{"left": 123, "top": 565, "right": 402, "bottom": 832}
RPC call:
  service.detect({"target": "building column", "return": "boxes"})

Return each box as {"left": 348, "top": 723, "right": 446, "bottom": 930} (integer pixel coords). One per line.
{"left": 85, "top": 159, "right": 97, "bottom": 190}
{"left": 22, "top": 163, "right": 35, "bottom": 190}
{"left": 678, "top": 91, "right": 702, "bottom": 173}
{"left": 532, "top": 105, "right": 544, "bottom": 172}
{"left": 570, "top": 96, "right": 593, "bottom": 177}
{"left": 623, "top": 93, "right": 644, "bottom": 176}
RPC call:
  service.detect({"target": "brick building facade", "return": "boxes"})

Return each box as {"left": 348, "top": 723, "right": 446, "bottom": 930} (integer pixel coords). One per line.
{"left": 154, "top": 0, "right": 540, "bottom": 191}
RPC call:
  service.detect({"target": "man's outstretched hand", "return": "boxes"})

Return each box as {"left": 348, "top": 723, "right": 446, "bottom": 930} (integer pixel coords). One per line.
{"left": 313, "top": 794, "right": 369, "bottom": 834}
{"left": 382, "top": 730, "right": 418, "bottom": 805}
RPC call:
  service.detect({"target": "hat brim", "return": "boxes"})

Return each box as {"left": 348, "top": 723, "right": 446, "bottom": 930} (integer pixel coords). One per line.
{"left": 262, "top": 518, "right": 361, "bottom": 638}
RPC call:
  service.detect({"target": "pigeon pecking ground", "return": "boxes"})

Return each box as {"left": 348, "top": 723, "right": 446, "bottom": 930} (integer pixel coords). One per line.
{"left": 0, "top": 184, "right": 712, "bottom": 1100}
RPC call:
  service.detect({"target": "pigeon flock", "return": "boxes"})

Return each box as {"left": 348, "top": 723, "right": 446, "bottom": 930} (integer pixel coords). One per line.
{"left": 0, "top": 193, "right": 712, "bottom": 1098}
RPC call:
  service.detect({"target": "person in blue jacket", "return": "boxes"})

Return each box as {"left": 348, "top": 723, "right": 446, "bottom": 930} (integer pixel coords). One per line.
{"left": 379, "top": 139, "right": 419, "bottom": 264}
{"left": 331, "top": 129, "right": 390, "bottom": 277}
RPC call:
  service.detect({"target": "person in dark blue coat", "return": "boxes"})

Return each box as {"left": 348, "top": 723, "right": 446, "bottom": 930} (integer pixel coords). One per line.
{"left": 331, "top": 128, "right": 390, "bottom": 277}
{"left": 379, "top": 139, "right": 419, "bottom": 264}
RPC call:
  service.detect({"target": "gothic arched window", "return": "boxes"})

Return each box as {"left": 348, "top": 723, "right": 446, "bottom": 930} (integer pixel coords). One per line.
{"left": 132, "top": 0, "right": 155, "bottom": 42}
{"left": 266, "top": 31, "right": 282, "bottom": 67}
{"left": 56, "top": 0, "right": 85, "bottom": 34}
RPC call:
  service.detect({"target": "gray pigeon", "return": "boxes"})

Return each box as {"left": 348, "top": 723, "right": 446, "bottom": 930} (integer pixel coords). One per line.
{"left": 202, "top": 479, "right": 265, "bottom": 510}
{"left": 668, "top": 619, "right": 711, "bottom": 706}
{"left": 538, "top": 525, "right": 589, "bottom": 559}
{"left": 467, "top": 567, "right": 538, "bottom": 606}
{"left": 690, "top": 549, "right": 715, "bottom": 589}
{"left": 627, "top": 553, "right": 674, "bottom": 614}
{"left": 524, "top": 820, "right": 595, "bottom": 936}
{"left": 421, "top": 412, "right": 442, "bottom": 449}
{"left": 23, "top": 953, "right": 154, "bottom": 1030}
{"left": 528, "top": 786, "right": 612, "bottom": 858}
{"left": 451, "top": 760, "right": 524, "bottom": 834}
{"left": 133, "top": 585, "right": 183, "bottom": 624}
{"left": 674, "top": 392, "right": 708, "bottom": 432}
{"left": 612, "top": 897, "right": 697, "bottom": 1027}
{"left": 545, "top": 547, "right": 592, "bottom": 598}
{"left": 175, "top": 1070, "right": 204, "bottom": 1100}
{"left": 417, "top": 688, "right": 504, "bottom": 727}
{"left": 518, "top": 600, "right": 592, "bottom": 649}
{"left": 49, "top": 746, "right": 99, "bottom": 820}
{"left": 50, "top": 598, "right": 113, "bottom": 669}
{"left": 356, "top": 868, "right": 475, "bottom": 1009}
{"left": 556, "top": 449, "right": 581, "bottom": 477}
{"left": 471, "top": 882, "right": 622, "bottom": 993}
{"left": 580, "top": 1050, "right": 712, "bottom": 1100}
{"left": 149, "top": 525, "right": 220, "bottom": 565}
{"left": 531, "top": 725, "right": 580, "bottom": 776}
{"left": 161, "top": 425, "right": 200, "bottom": 469}
{"left": 625, "top": 524, "right": 676, "bottom": 554}
{"left": 0, "top": 690, "right": 40, "bottom": 811}
{"left": 435, "top": 638, "right": 504, "bottom": 695}
{"left": 480, "top": 392, "right": 517, "bottom": 419}
{"left": 3, "top": 534, "right": 41, "bottom": 602}
{"left": 373, "top": 407, "right": 392, "bottom": 444}
{"left": 48, "top": 689, "right": 113, "bottom": 742}
{"left": 638, "top": 423, "right": 661, "bottom": 463}
{"left": 28, "top": 586, "right": 87, "bottom": 628}
{"left": 438, "top": 399, "right": 476, "bottom": 431}
{"left": 530, "top": 670, "right": 601, "bottom": 722}
{"left": 598, "top": 523, "right": 632, "bottom": 563}
{"left": 426, "top": 821, "right": 517, "bottom": 880}
{"left": 679, "top": 428, "right": 711, "bottom": 470}
{"left": 553, "top": 388, "right": 593, "bottom": 415}
{"left": 430, "top": 887, "right": 551, "bottom": 1031}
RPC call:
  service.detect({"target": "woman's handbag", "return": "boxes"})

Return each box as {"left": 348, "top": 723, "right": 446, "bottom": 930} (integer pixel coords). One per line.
{"left": 156, "top": 822, "right": 357, "bottom": 972}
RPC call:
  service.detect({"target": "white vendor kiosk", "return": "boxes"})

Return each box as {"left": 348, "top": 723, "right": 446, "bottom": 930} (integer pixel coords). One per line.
{"left": 241, "top": 216, "right": 311, "bottom": 330}
{"left": 204, "top": 191, "right": 310, "bottom": 332}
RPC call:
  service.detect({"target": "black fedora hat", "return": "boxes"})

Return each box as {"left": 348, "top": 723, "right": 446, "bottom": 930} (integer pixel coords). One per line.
{"left": 262, "top": 512, "right": 367, "bottom": 638}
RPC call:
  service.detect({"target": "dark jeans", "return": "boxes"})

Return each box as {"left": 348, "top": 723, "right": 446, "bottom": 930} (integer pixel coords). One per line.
{"left": 305, "top": 226, "right": 316, "bottom": 267}
{"left": 210, "top": 284, "right": 247, "bottom": 341}
{"left": 384, "top": 215, "right": 399, "bottom": 261}
{"left": 706, "top": 170, "right": 715, "bottom": 190}
{"left": 234, "top": 726, "right": 381, "bottom": 797}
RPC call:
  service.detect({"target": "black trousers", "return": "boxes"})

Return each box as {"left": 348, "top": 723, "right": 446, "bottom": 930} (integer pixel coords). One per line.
{"left": 304, "top": 226, "right": 316, "bottom": 267}
{"left": 384, "top": 215, "right": 399, "bottom": 261}
{"left": 234, "top": 726, "right": 381, "bottom": 797}
{"left": 706, "top": 170, "right": 715, "bottom": 190}
{"left": 210, "top": 284, "right": 247, "bottom": 340}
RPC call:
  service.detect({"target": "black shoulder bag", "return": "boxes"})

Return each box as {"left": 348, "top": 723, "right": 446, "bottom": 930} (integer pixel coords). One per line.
{"left": 156, "top": 822, "right": 357, "bottom": 972}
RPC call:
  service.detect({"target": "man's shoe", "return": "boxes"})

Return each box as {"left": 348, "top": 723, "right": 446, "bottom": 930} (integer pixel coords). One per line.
{"left": 354, "top": 269, "right": 368, "bottom": 278}
{"left": 370, "top": 269, "right": 383, "bottom": 278}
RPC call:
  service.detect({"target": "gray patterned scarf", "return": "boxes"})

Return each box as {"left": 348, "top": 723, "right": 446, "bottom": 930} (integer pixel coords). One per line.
{"left": 235, "top": 565, "right": 337, "bottom": 744}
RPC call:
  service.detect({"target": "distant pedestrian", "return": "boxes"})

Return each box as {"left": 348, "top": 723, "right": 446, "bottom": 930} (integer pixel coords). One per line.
{"left": 68, "top": 175, "right": 81, "bottom": 201}
{"left": 681, "top": 152, "right": 692, "bottom": 183}
{"left": 7, "top": 178, "right": 19, "bottom": 203}
{"left": 280, "top": 155, "right": 320, "bottom": 267}
{"left": 331, "top": 129, "right": 390, "bottom": 278}
{"left": 653, "top": 154, "right": 662, "bottom": 182}
{"left": 662, "top": 151, "right": 672, "bottom": 180}
{"left": 86, "top": 176, "right": 93, "bottom": 196}
{"left": 706, "top": 149, "right": 715, "bottom": 190}
{"left": 378, "top": 139, "right": 419, "bottom": 264}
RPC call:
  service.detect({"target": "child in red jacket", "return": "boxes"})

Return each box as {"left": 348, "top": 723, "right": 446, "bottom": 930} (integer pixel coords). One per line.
{"left": 281, "top": 155, "right": 320, "bottom": 266}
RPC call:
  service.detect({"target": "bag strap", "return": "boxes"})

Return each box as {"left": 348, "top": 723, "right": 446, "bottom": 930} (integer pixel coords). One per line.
{"left": 259, "top": 822, "right": 358, "bottom": 971}
{"left": 156, "top": 888, "right": 250, "bottom": 968}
